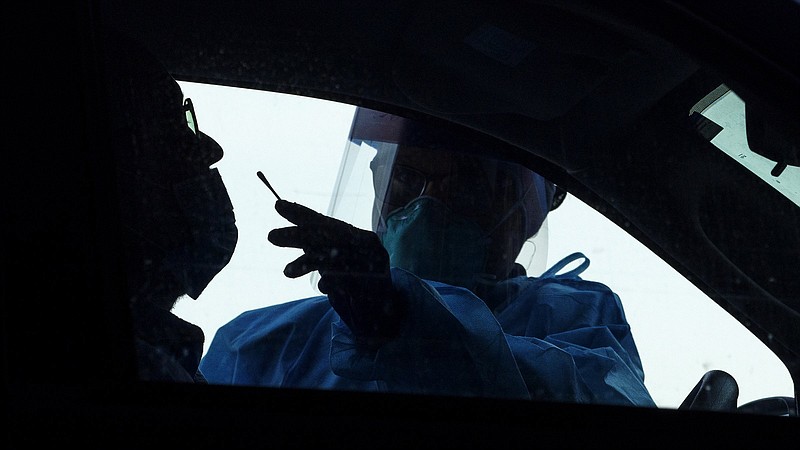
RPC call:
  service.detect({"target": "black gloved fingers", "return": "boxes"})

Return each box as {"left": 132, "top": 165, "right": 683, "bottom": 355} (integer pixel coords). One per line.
{"left": 268, "top": 226, "right": 311, "bottom": 248}
{"left": 270, "top": 221, "right": 359, "bottom": 249}
{"left": 269, "top": 225, "right": 345, "bottom": 250}
{"left": 283, "top": 247, "right": 363, "bottom": 278}
{"left": 275, "top": 199, "right": 336, "bottom": 227}
{"left": 316, "top": 274, "right": 341, "bottom": 297}
{"left": 271, "top": 226, "right": 352, "bottom": 269}
{"left": 283, "top": 253, "right": 321, "bottom": 278}
{"left": 274, "top": 200, "right": 367, "bottom": 248}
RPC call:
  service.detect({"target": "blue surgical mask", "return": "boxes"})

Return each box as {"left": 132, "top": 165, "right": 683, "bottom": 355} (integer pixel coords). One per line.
{"left": 379, "top": 197, "right": 491, "bottom": 290}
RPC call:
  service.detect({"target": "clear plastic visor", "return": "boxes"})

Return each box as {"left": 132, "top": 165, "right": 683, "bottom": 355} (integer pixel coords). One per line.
{"left": 325, "top": 138, "right": 551, "bottom": 278}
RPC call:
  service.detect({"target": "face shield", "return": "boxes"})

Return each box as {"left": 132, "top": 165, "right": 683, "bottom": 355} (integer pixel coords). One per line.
{"left": 324, "top": 107, "right": 556, "bottom": 290}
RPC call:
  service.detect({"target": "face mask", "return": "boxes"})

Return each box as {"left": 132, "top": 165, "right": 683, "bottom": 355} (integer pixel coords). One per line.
{"left": 161, "top": 168, "right": 238, "bottom": 299}
{"left": 379, "top": 197, "right": 491, "bottom": 290}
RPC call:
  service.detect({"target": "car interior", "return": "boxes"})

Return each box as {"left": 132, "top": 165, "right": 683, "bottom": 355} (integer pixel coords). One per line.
{"left": 6, "top": 0, "right": 799, "bottom": 446}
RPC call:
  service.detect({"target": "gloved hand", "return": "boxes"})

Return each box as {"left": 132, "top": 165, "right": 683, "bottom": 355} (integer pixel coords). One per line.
{"left": 268, "top": 200, "right": 407, "bottom": 346}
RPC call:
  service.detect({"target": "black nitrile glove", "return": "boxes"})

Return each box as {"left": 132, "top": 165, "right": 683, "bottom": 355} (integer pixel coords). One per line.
{"left": 268, "top": 200, "right": 406, "bottom": 346}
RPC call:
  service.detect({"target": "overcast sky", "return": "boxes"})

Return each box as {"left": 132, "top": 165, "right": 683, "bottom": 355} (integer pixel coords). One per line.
{"left": 172, "top": 81, "right": 793, "bottom": 409}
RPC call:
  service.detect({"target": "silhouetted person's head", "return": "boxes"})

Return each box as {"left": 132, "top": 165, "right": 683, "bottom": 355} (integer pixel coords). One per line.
{"left": 348, "top": 108, "right": 561, "bottom": 292}
{"left": 102, "top": 28, "right": 237, "bottom": 310}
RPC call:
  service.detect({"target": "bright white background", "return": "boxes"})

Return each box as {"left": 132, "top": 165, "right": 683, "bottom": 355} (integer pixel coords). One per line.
{"left": 173, "top": 81, "right": 793, "bottom": 409}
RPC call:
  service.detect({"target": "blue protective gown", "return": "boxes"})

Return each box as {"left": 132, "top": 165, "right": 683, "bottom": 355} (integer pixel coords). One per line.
{"left": 200, "top": 253, "right": 655, "bottom": 406}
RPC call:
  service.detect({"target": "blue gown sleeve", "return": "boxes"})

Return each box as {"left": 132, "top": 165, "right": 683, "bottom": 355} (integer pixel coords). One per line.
{"left": 507, "top": 326, "right": 654, "bottom": 406}
{"left": 330, "top": 267, "right": 531, "bottom": 398}
{"left": 330, "top": 257, "right": 655, "bottom": 406}
{"left": 496, "top": 253, "right": 655, "bottom": 406}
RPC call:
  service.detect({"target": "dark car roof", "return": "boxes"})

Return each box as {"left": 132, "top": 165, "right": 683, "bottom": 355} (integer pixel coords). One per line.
{"left": 6, "top": 0, "right": 799, "bottom": 446}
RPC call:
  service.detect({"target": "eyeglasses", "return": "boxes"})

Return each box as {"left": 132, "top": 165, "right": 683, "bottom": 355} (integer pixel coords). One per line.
{"left": 377, "top": 163, "right": 497, "bottom": 217}
{"left": 183, "top": 98, "right": 199, "bottom": 135}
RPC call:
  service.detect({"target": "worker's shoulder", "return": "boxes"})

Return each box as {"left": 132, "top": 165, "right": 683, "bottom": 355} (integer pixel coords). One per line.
{"left": 530, "top": 252, "right": 620, "bottom": 303}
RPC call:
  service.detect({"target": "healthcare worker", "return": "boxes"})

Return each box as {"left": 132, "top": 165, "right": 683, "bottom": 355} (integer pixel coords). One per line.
{"left": 200, "top": 108, "right": 654, "bottom": 406}
{"left": 103, "top": 27, "right": 238, "bottom": 382}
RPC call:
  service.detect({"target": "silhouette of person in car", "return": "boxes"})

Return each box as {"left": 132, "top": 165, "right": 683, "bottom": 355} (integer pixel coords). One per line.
{"left": 102, "top": 28, "right": 238, "bottom": 382}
